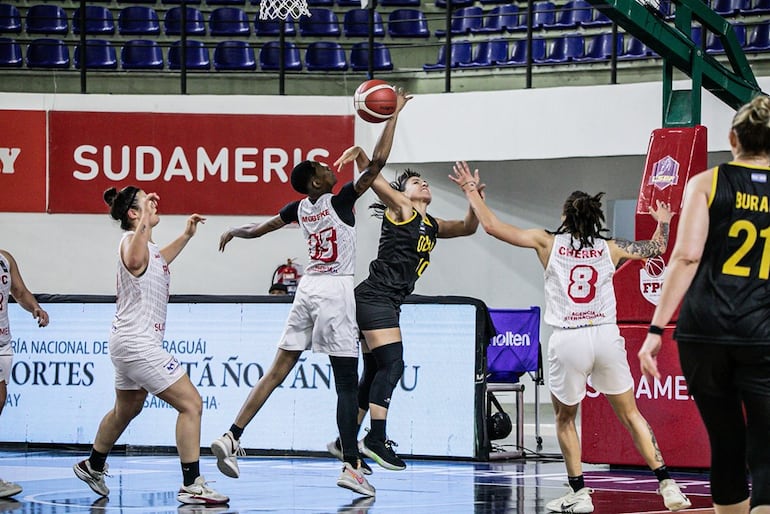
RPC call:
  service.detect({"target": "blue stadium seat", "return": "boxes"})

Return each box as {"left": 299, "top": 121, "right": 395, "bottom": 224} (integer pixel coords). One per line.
{"left": 73, "top": 6, "right": 115, "bottom": 35}
{"left": 458, "top": 38, "right": 508, "bottom": 67}
{"left": 581, "top": 8, "right": 612, "bottom": 27}
{"left": 388, "top": 9, "right": 429, "bottom": 37}
{"left": 545, "top": 0, "right": 592, "bottom": 29}
{"left": 299, "top": 8, "right": 340, "bottom": 36}
{"left": 259, "top": 40, "right": 302, "bottom": 70}
{"left": 337, "top": 0, "right": 362, "bottom": 7}
{"left": 511, "top": 1, "right": 555, "bottom": 31}
{"left": 539, "top": 33, "right": 584, "bottom": 63}
{"left": 343, "top": 9, "right": 385, "bottom": 37}
{"left": 350, "top": 41, "right": 393, "bottom": 70}
{"left": 74, "top": 39, "right": 117, "bottom": 69}
{"left": 121, "top": 39, "right": 164, "bottom": 69}
{"left": 305, "top": 41, "right": 347, "bottom": 70}
{"left": 117, "top": 0, "right": 156, "bottom": 4}
{"left": 473, "top": 5, "right": 520, "bottom": 34}
{"left": 26, "top": 4, "right": 68, "bottom": 35}
{"left": 254, "top": 17, "right": 296, "bottom": 36}
{"left": 746, "top": 0, "right": 770, "bottom": 14}
{"left": 506, "top": 37, "right": 546, "bottom": 64}
{"left": 480, "top": 0, "right": 510, "bottom": 5}
{"left": 746, "top": 21, "right": 770, "bottom": 51}
{"left": 706, "top": 24, "right": 745, "bottom": 53}
{"left": 118, "top": 6, "right": 160, "bottom": 35}
{"left": 207, "top": 0, "right": 247, "bottom": 5}
{"left": 307, "top": 0, "right": 334, "bottom": 6}
{"left": 423, "top": 39, "right": 472, "bottom": 70}
{"left": 435, "top": 6, "right": 483, "bottom": 37}
{"left": 162, "top": 0, "right": 202, "bottom": 4}
{"left": 575, "top": 32, "right": 622, "bottom": 61}
{"left": 0, "top": 4, "right": 22, "bottom": 34}
{"left": 434, "top": 0, "right": 474, "bottom": 8}
{"left": 0, "top": 37, "right": 21, "bottom": 66}
{"left": 168, "top": 40, "right": 211, "bottom": 69}
{"left": 165, "top": 7, "right": 206, "bottom": 35}
{"left": 619, "top": 35, "right": 653, "bottom": 59}
{"left": 711, "top": 0, "right": 750, "bottom": 16}
{"left": 209, "top": 7, "right": 251, "bottom": 35}
{"left": 381, "top": 0, "right": 421, "bottom": 6}
{"left": 26, "top": 38, "right": 69, "bottom": 68}
{"left": 214, "top": 40, "right": 256, "bottom": 70}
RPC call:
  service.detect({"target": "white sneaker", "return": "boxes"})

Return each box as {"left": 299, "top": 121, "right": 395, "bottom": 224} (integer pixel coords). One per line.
{"left": 0, "top": 480, "right": 21, "bottom": 499}
{"left": 658, "top": 479, "right": 692, "bottom": 511}
{"left": 336, "top": 463, "right": 375, "bottom": 497}
{"left": 211, "top": 432, "right": 245, "bottom": 479}
{"left": 73, "top": 460, "right": 110, "bottom": 497}
{"left": 327, "top": 439, "right": 372, "bottom": 475}
{"left": 177, "top": 476, "right": 229, "bottom": 505}
{"left": 546, "top": 487, "right": 594, "bottom": 513}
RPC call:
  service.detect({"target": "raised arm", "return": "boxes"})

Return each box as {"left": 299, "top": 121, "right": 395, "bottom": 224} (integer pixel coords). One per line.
{"left": 161, "top": 214, "right": 206, "bottom": 265}
{"left": 2, "top": 250, "right": 48, "bottom": 327}
{"left": 609, "top": 200, "right": 673, "bottom": 267}
{"left": 122, "top": 192, "right": 158, "bottom": 276}
{"left": 219, "top": 215, "right": 287, "bottom": 252}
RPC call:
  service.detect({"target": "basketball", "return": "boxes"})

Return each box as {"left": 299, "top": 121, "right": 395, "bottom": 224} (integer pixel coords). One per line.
{"left": 353, "top": 80, "right": 397, "bottom": 124}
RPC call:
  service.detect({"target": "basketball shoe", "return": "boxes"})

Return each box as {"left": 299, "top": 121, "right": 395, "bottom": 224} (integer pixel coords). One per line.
{"left": 545, "top": 487, "right": 594, "bottom": 513}
{"left": 327, "top": 438, "right": 372, "bottom": 475}
{"left": 360, "top": 434, "right": 406, "bottom": 471}
{"left": 177, "top": 476, "right": 229, "bottom": 505}
{"left": 0, "top": 480, "right": 21, "bottom": 499}
{"left": 336, "top": 463, "right": 375, "bottom": 497}
{"left": 73, "top": 460, "right": 110, "bottom": 497}
{"left": 211, "top": 431, "right": 245, "bottom": 479}
{"left": 658, "top": 479, "right": 692, "bottom": 511}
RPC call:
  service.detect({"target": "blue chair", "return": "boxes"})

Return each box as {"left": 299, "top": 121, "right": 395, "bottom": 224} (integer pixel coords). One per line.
{"left": 746, "top": 0, "right": 770, "bottom": 14}
{"left": 0, "top": 37, "right": 21, "bottom": 66}
{"left": 74, "top": 39, "right": 117, "bottom": 69}
{"left": 0, "top": 4, "right": 22, "bottom": 34}
{"left": 162, "top": 0, "right": 202, "bottom": 4}
{"left": 746, "top": 21, "right": 770, "bottom": 50}
{"left": 26, "top": 38, "right": 69, "bottom": 68}
{"left": 480, "top": 0, "right": 510, "bottom": 5}
{"left": 576, "top": 32, "right": 622, "bottom": 61}
{"left": 350, "top": 41, "right": 393, "bottom": 70}
{"left": 168, "top": 40, "right": 210, "bottom": 69}
{"left": 214, "top": 40, "right": 256, "bottom": 70}
{"left": 121, "top": 39, "right": 164, "bottom": 69}
{"left": 434, "top": 0, "right": 474, "bottom": 8}
{"left": 259, "top": 41, "right": 301, "bottom": 70}
{"left": 458, "top": 38, "right": 508, "bottom": 67}
{"left": 305, "top": 41, "right": 347, "bottom": 70}
{"left": 581, "top": 8, "right": 612, "bottom": 27}
{"left": 26, "top": 4, "right": 68, "bottom": 35}
{"left": 706, "top": 24, "right": 745, "bottom": 53}
{"left": 473, "top": 5, "right": 520, "bottom": 34}
{"left": 343, "top": 9, "right": 384, "bottom": 37}
{"left": 381, "top": 0, "right": 421, "bottom": 6}
{"left": 435, "top": 6, "right": 483, "bottom": 37}
{"left": 209, "top": 7, "right": 250, "bottom": 35}
{"left": 299, "top": 8, "right": 340, "bottom": 36}
{"left": 337, "top": 0, "right": 362, "bottom": 7}
{"left": 117, "top": 0, "right": 156, "bottom": 3}
{"left": 712, "top": 0, "right": 750, "bottom": 15}
{"left": 423, "top": 39, "right": 472, "bottom": 70}
{"left": 254, "top": 17, "right": 296, "bottom": 36}
{"left": 207, "top": 0, "right": 246, "bottom": 5}
{"left": 73, "top": 6, "right": 115, "bottom": 35}
{"left": 619, "top": 35, "right": 653, "bottom": 59}
{"left": 165, "top": 7, "right": 206, "bottom": 35}
{"left": 118, "top": 6, "right": 160, "bottom": 35}
{"left": 511, "top": 1, "right": 555, "bottom": 31}
{"left": 545, "top": 0, "right": 592, "bottom": 29}
{"left": 308, "top": 0, "right": 334, "bottom": 6}
{"left": 539, "top": 33, "right": 584, "bottom": 63}
{"left": 506, "top": 37, "right": 546, "bottom": 64}
{"left": 388, "top": 9, "right": 429, "bottom": 37}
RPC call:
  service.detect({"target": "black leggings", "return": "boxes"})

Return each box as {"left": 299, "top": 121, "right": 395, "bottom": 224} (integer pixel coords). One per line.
{"left": 330, "top": 356, "right": 360, "bottom": 466}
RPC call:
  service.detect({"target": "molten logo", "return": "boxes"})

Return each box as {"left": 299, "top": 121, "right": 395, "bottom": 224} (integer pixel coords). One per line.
{"left": 491, "top": 332, "right": 531, "bottom": 347}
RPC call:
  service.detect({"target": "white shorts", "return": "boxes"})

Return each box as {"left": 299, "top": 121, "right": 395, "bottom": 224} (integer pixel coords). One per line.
{"left": 279, "top": 274, "right": 359, "bottom": 358}
{"left": 0, "top": 355, "right": 11, "bottom": 384}
{"left": 111, "top": 344, "right": 185, "bottom": 395}
{"left": 547, "top": 323, "right": 634, "bottom": 406}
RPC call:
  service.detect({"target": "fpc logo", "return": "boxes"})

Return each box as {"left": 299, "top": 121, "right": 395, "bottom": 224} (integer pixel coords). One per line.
{"left": 640, "top": 256, "right": 666, "bottom": 305}
{"left": 649, "top": 155, "right": 680, "bottom": 191}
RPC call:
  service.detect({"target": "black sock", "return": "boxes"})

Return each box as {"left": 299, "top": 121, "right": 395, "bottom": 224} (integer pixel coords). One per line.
{"left": 568, "top": 475, "right": 585, "bottom": 492}
{"left": 370, "top": 419, "right": 387, "bottom": 441}
{"left": 653, "top": 465, "right": 671, "bottom": 482}
{"left": 229, "top": 424, "right": 244, "bottom": 440}
{"left": 88, "top": 449, "right": 108, "bottom": 472}
{"left": 181, "top": 461, "right": 200, "bottom": 486}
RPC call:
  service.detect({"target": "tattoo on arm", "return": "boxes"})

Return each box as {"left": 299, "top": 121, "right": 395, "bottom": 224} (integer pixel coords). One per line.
{"left": 615, "top": 222, "right": 669, "bottom": 259}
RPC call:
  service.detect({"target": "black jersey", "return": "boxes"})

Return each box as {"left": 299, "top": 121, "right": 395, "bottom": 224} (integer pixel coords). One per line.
{"left": 676, "top": 162, "right": 770, "bottom": 345}
{"left": 357, "top": 208, "right": 439, "bottom": 303}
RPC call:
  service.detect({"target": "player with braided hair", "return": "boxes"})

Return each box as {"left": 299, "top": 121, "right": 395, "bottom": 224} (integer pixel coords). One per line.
{"left": 450, "top": 162, "right": 690, "bottom": 514}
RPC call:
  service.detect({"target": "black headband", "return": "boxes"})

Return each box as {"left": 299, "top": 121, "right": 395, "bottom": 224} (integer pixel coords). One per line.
{"left": 121, "top": 189, "right": 138, "bottom": 219}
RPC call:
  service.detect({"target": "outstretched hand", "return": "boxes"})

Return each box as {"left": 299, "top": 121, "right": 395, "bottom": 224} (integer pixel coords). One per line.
{"left": 394, "top": 86, "right": 413, "bottom": 114}
{"left": 649, "top": 200, "right": 673, "bottom": 224}
{"left": 449, "top": 161, "right": 484, "bottom": 195}
{"left": 219, "top": 229, "right": 234, "bottom": 252}
{"left": 334, "top": 146, "right": 366, "bottom": 172}
{"left": 184, "top": 214, "right": 206, "bottom": 238}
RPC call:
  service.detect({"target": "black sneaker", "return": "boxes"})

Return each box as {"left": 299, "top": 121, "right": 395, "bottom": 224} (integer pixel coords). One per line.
{"left": 360, "top": 435, "right": 406, "bottom": 471}
{"left": 327, "top": 438, "right": 372, "bottom": 475}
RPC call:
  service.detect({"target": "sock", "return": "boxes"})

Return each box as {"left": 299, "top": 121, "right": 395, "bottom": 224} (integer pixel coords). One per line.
{"left": 653, "top": 465, "right": 671, "bottom": 482}
{"left": 568, "top": 475, "right": 585, "bottom": 492}
{"left": 370, "top": 419, "right": 387, "bottom": 441}
{"left": 181, "top": 461, "right": 201, "bottom": 486}
{"left": 230, "top": 424, "right": 244, "bottom": 441}
{"left": 88, "top": 449, "right": 108, "bottom": 472}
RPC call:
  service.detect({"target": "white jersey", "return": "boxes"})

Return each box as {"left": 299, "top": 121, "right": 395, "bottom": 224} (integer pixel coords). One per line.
{"left": 109, "top": 232, "right": 170, "bottom": 357}
{"left": 0, "top": 253, "right": 11, "bottom": 349}
{"left": 298, "top": 192, "right": 356, "bottom": 276}
{"left": 544, "top": 233, "right": 616, "bottom": 328}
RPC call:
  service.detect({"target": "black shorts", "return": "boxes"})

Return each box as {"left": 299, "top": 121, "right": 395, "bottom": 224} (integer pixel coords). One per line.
{"left": 678, "top": 340, "right": 770, "bottom": 397}
{"left": 355, "top": 288, "right": 402, "bottom": 331}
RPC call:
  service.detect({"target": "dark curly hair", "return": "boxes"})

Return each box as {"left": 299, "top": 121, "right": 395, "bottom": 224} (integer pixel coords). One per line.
{"left": 548, "top": 191, "right": 609, "bottom": 250}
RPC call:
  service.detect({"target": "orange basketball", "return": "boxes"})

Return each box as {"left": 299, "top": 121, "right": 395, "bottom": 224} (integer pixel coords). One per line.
{"left": 353, "top": 79, "right": 397, "bottom": 124}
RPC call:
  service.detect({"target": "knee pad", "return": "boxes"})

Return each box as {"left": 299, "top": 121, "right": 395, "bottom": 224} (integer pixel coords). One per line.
{"left": 370, "top": 342, "right": 404, "bottom": 409}
{"left": 358, "top": 352, "right": 377, "bottom": 411}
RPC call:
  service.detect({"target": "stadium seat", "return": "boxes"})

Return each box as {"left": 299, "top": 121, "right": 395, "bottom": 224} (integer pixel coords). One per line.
{"left": 168, "top": 39, "right": 211, "bottom": 69}
{"left": 745, "top": 21, "right": 770, "bottom": 51}
{"left": 575, "top": 32, "right": 622, "bottom": 61}
{"left": 259, "top": 40, "right": 302, "bottom": 70}
{"left": 164, "top": 7, "right": 206, "bottom": 36}
{"left": 0, "top": 37, "right": 21, "bottom": 67}
{"left": 506, "top": 37, "right": 546, "bottom": 64}
{"left": 350, "top": 41, "right": 393, "bottom": 70}
{"left": 545, "top": 0, "right": 592, "bottom": 29}
{"left": 343, "top": 9, "right": 385, "bottom": 38}
{"left": 121, "top": 39, "right": 164, "bottom": 69}
{"left": 388, "top": 9, "right": 429, "bottom": 37}
{"left": 434, "top": 0, "right": 474, "bottom": 8}
{"left": 254, "top": 17, "right": 296, "bottom": 36}
{"left": 74, "top": 39, "right": 118, "bottom": 69}
{"left": 337, "top": 0, "right": 362, "bottom": 7}
{"left": 0, "top": 4, "right": 22, "bottom": 34}
{"left": 581, "top": 8, "right": 612, "bottom": 27}
{"left": 539, "top": 33, "right": 584, "bottom": 63}
{"left": 299, "top": 8, "right": 340, "bottom": 36}
{"left": 73, "top": 6, "right": 115, "bottom": 35}
{"left": 207, "top": 0, "right": 247, "bottom": 5}
{"left": 214, "top": 40, "right": 256, "bottom": 70}
{"left": 26, "top": 38, "right": 69, "bottom": 68}
{"left": 473, "top": 5, "right": 521, "bottom": 34}
{"left": 746, "top": 0, "right": 770, "bottom": 14}
{"left": 711, "top": 0, "right": 750, "bottom": 16}
{"left": 511, "top": 1, "right": 555, "bottom": 31}
{"left": 209, "top": 7, "right": 251, "bottom": 35}
{"left": 434, "top": 6, "right": 483, "bottom": 37}
{"left": 706, "top": 24, "right": 745, "bottom": 53}
{"left": 423, "top": 39, "right": 472, "bottom": 70}
{"left": 117, "top": 0, "right": 156, "bottom": 4}
{"left": 480, "top": 0, "right": 510, "bottom": 5}
{"left": 619, "top": 35, "right": 653, "bottom": 59}
{"left": 458, "top": 38, "right": 508, "bottom": 67}
{"left": 307, "top": 0, "right": 334, "bottom": 6}
{"left": 305, "top": 41, "right": 347, "bottom": 70}
{"left": 26, "top": 4, "right": 68, "bottom": 35}
{"left": 381, "top": 0, "right": 421, "bottom": 6}
{"left": 118, "top": 6, "right": 160, "bottom": 36}
{"left": 162, "top": 0, "right": 202, "bottom": 4}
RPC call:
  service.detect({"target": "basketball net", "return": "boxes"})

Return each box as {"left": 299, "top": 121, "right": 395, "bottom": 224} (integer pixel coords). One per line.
{"left": 259, "top": 0, "right": 311, "bottom": 20}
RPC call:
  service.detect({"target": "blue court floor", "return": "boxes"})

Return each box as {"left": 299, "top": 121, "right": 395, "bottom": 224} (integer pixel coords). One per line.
{"left": 0, "top": 450, "right": 714, "bottom": 514}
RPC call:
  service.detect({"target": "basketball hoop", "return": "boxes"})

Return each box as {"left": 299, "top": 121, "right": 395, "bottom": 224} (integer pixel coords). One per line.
{"left": 259, "top": 0, "right": 310, "bottom": 20}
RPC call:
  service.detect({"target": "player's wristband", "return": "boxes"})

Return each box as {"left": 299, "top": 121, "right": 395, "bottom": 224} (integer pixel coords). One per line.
{"left": 648, "top": 325, "right": 664, "bottom": 336}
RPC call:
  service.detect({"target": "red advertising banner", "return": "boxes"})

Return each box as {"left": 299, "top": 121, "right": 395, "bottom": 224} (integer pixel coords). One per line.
{"left": 48, "top": 112, "right": 355, "bottom": 215}
{"left": 0, "top": 110, "right": 47, "bottom": 212}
